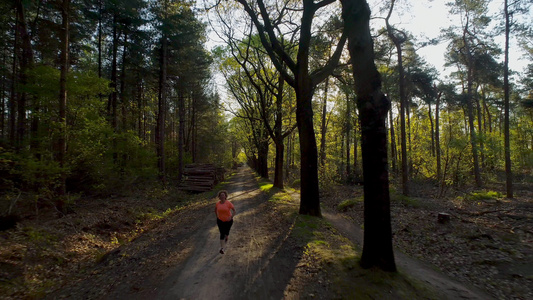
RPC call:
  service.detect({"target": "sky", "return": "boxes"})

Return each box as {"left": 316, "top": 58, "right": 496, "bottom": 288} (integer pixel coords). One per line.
{"left": 368, "top": 0, "right": 532, "bottom": 78}
{"left": 202, "top": 0, "right": 532, "bottom": 95}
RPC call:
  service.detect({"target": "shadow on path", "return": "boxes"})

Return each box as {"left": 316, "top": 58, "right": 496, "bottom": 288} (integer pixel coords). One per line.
{"left": 323, "top": 211, "right": 495, "bottom": 300}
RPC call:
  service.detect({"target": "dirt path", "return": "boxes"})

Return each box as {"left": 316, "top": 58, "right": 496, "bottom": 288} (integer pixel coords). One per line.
{"left": 46, "top": 165, "right": 300, "bottom": 299}
{"left": 147, "top": 165, "right": 293, "bottom": 300}
{"left": 45, "top": 165, "right": 496, "bottom": 299}
{"left": 323, "top": 212, "right": 495, "bottom": 300}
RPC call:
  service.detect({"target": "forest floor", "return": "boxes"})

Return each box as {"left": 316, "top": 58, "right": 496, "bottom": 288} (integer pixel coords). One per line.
{"left": 0, "top": 165, "right": 531, "bottom": 299}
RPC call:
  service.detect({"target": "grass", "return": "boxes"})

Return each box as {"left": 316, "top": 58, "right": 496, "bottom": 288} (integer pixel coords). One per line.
{"left": 390, "top": 190, "right": 421, "bottom": 207}
{"left": 337, "top": 196, "right": 363, "bottom": 211}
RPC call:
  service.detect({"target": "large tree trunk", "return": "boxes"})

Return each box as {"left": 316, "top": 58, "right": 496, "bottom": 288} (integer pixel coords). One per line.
{"left": 503, "top": 0, "right": 513, "bottom": 198}
{"left": 341, "top": 0, "right": 396, "bottom": 272}
{"left": 273, "top": 75, "right": 285, "bottom": 189}
{"left": 296, "top": 82, "right": 320, "bottom": 216}
{"left": 258, "top": 138, "right": 269, "bottom": 178}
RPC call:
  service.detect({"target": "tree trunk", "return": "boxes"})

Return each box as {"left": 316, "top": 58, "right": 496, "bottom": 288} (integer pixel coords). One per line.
{"left": 156, "top": 36, "right": 167, "bottom": 183}
{"left": 346, "top": 93, "right": 351, "bottom": 178}
{"left": 178, "top": 80, "right": 185, "bottom": 182}
{"left": 296, "top": 82, "right": 321, "bottom": 216}
{"left": 503, "top": 0, "right": 513, "bottom": 198}
{"left": 1, "top": 46, "right": 7, "bottom": 139}
{"left": 353, "top": 108, "right": 359, "bottom": 179}
{"left": 341, "top": 0, "right": 396, "bottom": 272}
{"left": 463, "top": 26, "right": 482, "bottom": 188}
{"left": 97, "top": 0, "right": 102, "bottom": 79}
{"left": 109, "top": 13, "right": 119, "bottom": 164}
{"left": 15, "top": 0, "right": 34, "bottom": 150}
{"left": 385, "top": 0, "right": 408, "bottom": 195}
{"left": 258, "top": 138, "right": 269, "bottom": 178}
{"left": 428, "top": 102, "right": 435, "bottom": 157}
{"left": 475, "top": 87, "right": 485, "bottom": 169}
{"left": 57, "top": 0, "right": 70, "bottom": 195}
{"left": 435, "top": 87, "right": 442, "bottom": 182}
{"left": 319, "top": 78, "right": 329, "bottom": 167}
{"left": 389, "top": 106, "right": 397, "bottom": 174}
{"left": 273, "top": 74, "right": 285, "bottom": 189}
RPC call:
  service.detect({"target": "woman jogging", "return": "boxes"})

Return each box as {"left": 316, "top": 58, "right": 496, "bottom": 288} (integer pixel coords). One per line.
{"left": 215, "top": 190, "right": 235, "bottom": 254}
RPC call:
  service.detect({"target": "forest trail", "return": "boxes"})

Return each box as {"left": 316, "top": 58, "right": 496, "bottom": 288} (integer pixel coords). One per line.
{"left": 46, "top": 165, "right": 495, "bottom": 299}
{"left": 323, "top": 212, "right": 495, "bottom": 300}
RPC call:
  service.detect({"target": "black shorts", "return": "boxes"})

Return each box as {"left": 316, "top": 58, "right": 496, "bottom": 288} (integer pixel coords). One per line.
{"left": 217, "top": 218, "right": 233, "bottom": 240}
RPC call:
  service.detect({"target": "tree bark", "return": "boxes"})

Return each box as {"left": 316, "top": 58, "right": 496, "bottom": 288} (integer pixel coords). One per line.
{"left": 235, "top": 0, "right": 346, "bottom": 217}
{"left": 15, "top": 0, "right": 34, "bottom": 150}
{"left": 156, "top": 35, "right": 167, "bottom": 183}
{"left": 57, "top": 0, "right": 70, "bottom": 195}
{"left": 385, "top": 0, "right": 408, "bottom": 195}
{"left": 9, "top": 9, "right": 18, "bottom": 145}
{"left": 1, "top": 49, "right": 5, "bottom": 139}
{"left": 503, "top": 0, "right": 513, "bottom": 198}
{"left": 346, "top": 93, "right": 351, "bottom": 178}
{"left": 319, "top": 78, "right": 329, "bottom": 167}
{"left": 389, "top": 106, "right": 397, "bottom": 174}
{"left": 435, "top": 86, "right": 442, "bottom": 182}
{"left": 341, "top": 0, "right": 396, "bottom": 272}
{"left": 178, "top": 80, "right": 185, "bottom": 182}
{"left": 463, "top": 23, "right": 482, "bottom": 187}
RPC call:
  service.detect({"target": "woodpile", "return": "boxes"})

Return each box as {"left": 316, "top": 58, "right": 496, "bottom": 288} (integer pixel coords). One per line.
{"left": 178, "top": 164, "right": 224, "bottom": 192}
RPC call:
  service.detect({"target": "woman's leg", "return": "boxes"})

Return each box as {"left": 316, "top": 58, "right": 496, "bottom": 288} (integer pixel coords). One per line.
{"left": 217, "top": 219, "right": 225, "bottom": 251}
{"left": 219, "top": 220, "right": 233, "bottom": 250}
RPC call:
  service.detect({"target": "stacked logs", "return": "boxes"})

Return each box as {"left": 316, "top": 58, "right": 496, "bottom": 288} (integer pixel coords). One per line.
{"left": 178, "top": 164, "right": 224, "bottom": 192}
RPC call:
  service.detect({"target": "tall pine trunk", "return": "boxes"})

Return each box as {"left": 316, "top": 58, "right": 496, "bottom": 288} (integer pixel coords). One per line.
{"left": 435, "top": 87, "right": 442, "bottom": 182}
{"left": 178, "top": 81, "right": 185, "bottom": 182}
{"left": 319, "top": 78, "right": 329, "bottom": 167}
{"left": 385, "top": 0, "right": 408, "bottom": 195}
{"left": 503, "top": 0, "right": 513, "bottom": 198}
{"left": 156, "top": 36, "right": 167, "bottom": 183}
{"left": 389, "top": 107, "right": 397, "bottom": 174}
{"left": 463, "top": 25, "right": 482, "bottom": 188}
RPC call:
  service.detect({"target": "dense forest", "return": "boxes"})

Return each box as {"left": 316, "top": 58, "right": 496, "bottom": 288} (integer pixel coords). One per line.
{"left": 0, "top": 0, "right": 532, "bottom": 297}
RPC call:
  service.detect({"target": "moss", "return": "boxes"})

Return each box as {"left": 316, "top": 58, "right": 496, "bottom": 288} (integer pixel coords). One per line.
{"left": 337, "top": 197, "right": 363, "bottom": 211}
{"left": 466, "top": 190, "right": 503, "bottom": 201}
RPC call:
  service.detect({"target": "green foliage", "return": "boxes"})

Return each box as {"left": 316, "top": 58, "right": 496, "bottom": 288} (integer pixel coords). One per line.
{"left": 258, "top": 181, "right": 274, "bottom": 193}
{"left": 464, "top": 190, "right": 503, "bottom": 201}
